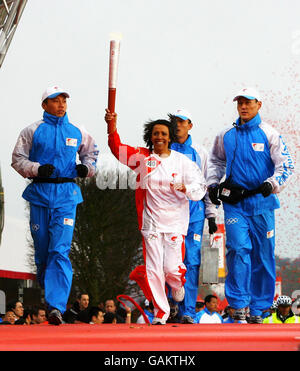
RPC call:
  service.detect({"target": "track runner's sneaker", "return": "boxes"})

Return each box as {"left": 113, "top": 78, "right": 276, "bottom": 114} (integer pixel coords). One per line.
{"left": 48, "top": 309, "right": 63, "bottom": 325}
{"left": 233, "top": 307, "right": 246, "bottom": 321}
{"left": 249, "top": 315, "right": 263, "bottom": 324}
{"left": 172, "top": 286, "right": 185, "bottom": 302}
{"left": 152, "top": 317, "right": 166, "bottom": 325}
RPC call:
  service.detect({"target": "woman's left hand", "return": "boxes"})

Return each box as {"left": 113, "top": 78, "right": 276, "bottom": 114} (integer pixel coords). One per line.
{"left": 170, "top": 182, "right": 186, "bottom": 193}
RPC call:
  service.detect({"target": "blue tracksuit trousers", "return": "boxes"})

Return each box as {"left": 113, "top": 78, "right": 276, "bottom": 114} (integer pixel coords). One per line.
{"left": 29, "top": 203, "right": 77, "bottom": 314}
{"left": 224, "top": 208, "right": 276, "bottom": 316}
{"left": 178, "top": 219, "right": 204, "bottom": 319}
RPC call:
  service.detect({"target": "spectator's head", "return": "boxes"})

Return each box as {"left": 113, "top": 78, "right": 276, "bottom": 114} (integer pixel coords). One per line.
{"left": 7, "top": 300, "right": 24, "bottom": 320}
{"left": 77, "top": 293, "right": 89, "bottom": 311}
{"left": 196, "top": 301, "right": 205, "bottom": 312}
{"left": 89, "top": 307, "right": 104, "bottom": 324}
{"left": 204, "top": 295, "right": 218, "bottom": 313}
{"left": 2, "top": 310, "right": 16, "bottom": 324}
{"left": 105, "top": 299, "right": 117, "bottom": 314}
{"left": 225, "top": 305, "right": 236, "bottom": 318}
{"left": 31, "top": 306, "right": 47, "bottom": 324}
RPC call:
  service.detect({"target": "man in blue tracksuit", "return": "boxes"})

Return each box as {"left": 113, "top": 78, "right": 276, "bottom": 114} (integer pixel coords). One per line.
{"left": 207, "top": 87, "right": 294, "bottom": 323}
{"left": 169, "top": 109, "right": 218, "bottom": 324}
{"left": 12, "top": 86, "right": 99, "bottom": 324}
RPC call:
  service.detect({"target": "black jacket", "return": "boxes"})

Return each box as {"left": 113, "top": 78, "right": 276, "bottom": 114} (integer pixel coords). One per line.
{"left": 63, "top": 301, "right": 90, "bottom": 324}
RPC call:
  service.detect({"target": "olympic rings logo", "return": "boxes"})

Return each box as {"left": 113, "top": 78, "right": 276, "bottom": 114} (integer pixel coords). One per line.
{"left": 225, "top": 218, "right": 238, "bottom": 225}
{"left": 31, "top": 224, "right": 40, "bottom": 232}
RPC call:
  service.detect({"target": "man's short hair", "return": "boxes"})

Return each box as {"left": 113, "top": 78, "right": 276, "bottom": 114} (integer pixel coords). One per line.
{"left": 6, "top": 300, "right": 21, "bottom": 311}
{"left": 31, "top": 305, "right": 47, "bottom": 317}
{"left": 204, "top": 295, "right": 218, "bottom": 304}
{"left": 77, "top": 292, "right": 89, "bottom": 300}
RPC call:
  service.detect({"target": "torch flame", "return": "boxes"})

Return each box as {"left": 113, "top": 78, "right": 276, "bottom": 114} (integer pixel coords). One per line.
{"left": 109, "top": 32, "right": 123, "bottom": 41}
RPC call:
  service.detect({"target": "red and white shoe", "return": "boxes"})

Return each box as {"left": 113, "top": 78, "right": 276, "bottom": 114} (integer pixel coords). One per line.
{"left": 152, "top": 317, "right": 166, "bottom": 325}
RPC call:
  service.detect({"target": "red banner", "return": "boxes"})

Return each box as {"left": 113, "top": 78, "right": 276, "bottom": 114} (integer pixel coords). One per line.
{"left": 0, "top": 269, "right": 36, "bottom": 280}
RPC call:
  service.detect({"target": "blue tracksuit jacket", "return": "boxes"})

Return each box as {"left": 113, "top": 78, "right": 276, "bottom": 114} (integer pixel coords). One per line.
{"left": 207, "top": 113, "right": 294, "bottom": 315}
{"left": 12, "top": 111, "right": 98, "bottom": 313}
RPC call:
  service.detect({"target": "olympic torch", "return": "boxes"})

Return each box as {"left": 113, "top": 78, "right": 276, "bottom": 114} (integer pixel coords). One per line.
{"left": 107, "top": 32, "right": 122, "bottom": 134}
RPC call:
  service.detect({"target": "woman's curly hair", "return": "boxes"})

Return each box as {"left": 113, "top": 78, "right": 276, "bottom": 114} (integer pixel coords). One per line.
{"left": 143, "top": 118, "right": 178, "bottom": 151}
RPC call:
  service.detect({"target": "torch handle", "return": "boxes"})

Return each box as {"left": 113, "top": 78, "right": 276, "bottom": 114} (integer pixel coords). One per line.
{"left": 107, "top": 88, "right": 117, "bottom": 134}
{"left": 108, "top": 87, "right": 116, "bottom": 113}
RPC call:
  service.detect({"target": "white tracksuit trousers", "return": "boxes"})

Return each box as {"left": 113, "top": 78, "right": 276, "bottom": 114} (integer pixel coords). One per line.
{"left": 141, "top": 230, "right": 186, "bottom": 322}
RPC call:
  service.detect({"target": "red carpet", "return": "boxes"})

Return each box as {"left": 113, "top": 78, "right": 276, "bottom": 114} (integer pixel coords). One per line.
{"left": 0, "top": 323, "right": 299, "bottom": 351}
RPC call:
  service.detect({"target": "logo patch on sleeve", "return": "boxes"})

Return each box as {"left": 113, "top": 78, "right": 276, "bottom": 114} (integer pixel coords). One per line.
{"left": 194, "top": 234, "right": 201, "bottom": 242}
{"left": 64, "top": 218, "right": 74, "bottom": 227}
{"left": 267, "top": 230, "right": 274, "bottom": 238}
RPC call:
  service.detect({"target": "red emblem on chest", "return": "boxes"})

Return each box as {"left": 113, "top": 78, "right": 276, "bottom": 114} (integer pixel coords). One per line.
{"left": 144, "top": 155, "right": 161, "bottom": 174}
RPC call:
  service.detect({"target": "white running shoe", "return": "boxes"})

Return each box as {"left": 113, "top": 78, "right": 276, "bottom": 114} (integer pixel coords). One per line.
{"left": 152, "top": 317, "right": 166, "bottom": 325}
{"left": 172, "top": 286, "right": 185, "bottom": 302}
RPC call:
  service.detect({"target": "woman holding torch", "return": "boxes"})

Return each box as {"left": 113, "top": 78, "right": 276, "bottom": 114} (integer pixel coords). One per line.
{"left": 104, "top": 109, "right": 206, "bottom": 324}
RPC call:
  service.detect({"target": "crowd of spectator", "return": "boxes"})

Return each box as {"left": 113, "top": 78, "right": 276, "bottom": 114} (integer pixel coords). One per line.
{"left": 0, "top": 293, "right": 133, "bottom": 326}
{"left": 0, "top": 293, "right": 299, "bottom": 325}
